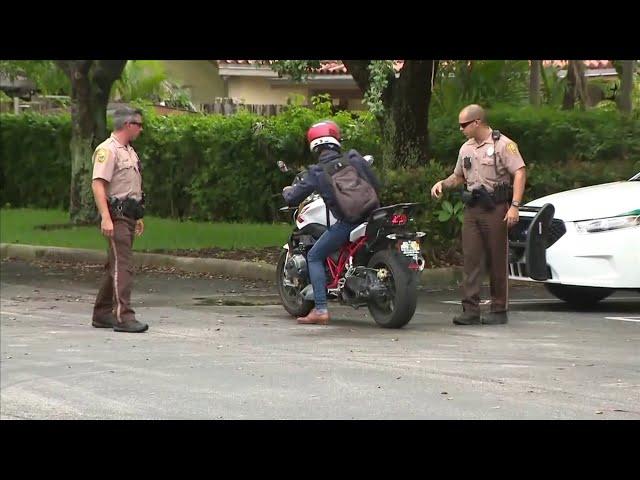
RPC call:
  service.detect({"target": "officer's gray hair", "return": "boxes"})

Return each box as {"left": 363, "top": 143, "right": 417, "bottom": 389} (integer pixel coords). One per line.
{"left": 113, "top": 107, "right": 144, "bottom": 130}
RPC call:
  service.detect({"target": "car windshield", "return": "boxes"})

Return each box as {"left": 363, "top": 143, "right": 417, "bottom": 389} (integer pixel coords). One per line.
{"left": 629, "top": 171, "right": 640, "bottom": 181}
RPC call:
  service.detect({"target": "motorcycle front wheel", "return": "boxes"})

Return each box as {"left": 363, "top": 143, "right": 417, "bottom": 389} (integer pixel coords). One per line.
{"left": 366, "top": 250, "right": 418, "bottom": 328}
{"left": 276, "top": 249, "right": 314, "bottom": 318}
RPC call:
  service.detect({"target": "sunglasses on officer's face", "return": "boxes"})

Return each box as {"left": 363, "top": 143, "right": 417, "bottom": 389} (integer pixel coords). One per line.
{"left": 128, "top": 121, "right": 143, "bottom": 127}
{"left": 459, "top": 119, "right": 478, "bottom": 129}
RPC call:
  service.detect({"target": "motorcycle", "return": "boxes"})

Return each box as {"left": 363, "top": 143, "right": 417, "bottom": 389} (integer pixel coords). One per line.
{"left": 275, "top": 157, "right": 426, "bottom": 328}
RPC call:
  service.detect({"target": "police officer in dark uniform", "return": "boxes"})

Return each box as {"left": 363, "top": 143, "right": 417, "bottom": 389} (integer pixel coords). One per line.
{"left": 91, "top": 107, "right": 148, "bottom": 333}
{"left": 431, "top": 104, "right": 526, "bottom": 325}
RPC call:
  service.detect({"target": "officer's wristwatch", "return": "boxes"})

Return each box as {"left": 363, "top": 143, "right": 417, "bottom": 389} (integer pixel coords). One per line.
{"left": 511, "top": 200, "right": 521, "bottom": 208}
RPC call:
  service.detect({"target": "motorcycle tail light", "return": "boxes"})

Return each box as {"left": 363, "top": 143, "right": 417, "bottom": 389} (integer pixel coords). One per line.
{"left": 391, "top": 214, "right": 408, "bottom": 225}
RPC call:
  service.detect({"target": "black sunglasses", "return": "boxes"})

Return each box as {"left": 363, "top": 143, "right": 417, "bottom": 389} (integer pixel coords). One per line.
{"left": 128, "top": 121, "right": 143, "bottom": 127}
{"left": 459, "top": 119, "right": 477, "bottom": 129}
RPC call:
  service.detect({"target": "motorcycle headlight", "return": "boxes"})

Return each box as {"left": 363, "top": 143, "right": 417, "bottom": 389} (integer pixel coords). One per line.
{"left": 574, "top": 214, "right": 640, "bottom": 233}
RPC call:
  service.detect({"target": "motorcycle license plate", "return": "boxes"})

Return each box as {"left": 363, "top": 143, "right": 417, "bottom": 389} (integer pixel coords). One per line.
{"left": 400, "top": 240, "right": 421, "bottom": 258}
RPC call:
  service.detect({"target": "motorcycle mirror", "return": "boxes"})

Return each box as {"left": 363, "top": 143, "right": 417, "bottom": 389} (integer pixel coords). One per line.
{"left": 364, "top": 155, "right": 374, "bottom": 165}
{"left": 277, "top": 161, "right": 289, "bottom": 173}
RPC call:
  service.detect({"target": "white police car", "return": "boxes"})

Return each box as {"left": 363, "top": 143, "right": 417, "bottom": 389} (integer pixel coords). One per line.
{"left": 509, "top": 171, "right": 640, "bottom": 307}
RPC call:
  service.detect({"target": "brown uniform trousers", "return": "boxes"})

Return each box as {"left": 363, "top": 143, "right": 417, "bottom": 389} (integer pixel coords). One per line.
{"left": 92, "top": 216, "right": 137, "bottom": 324}
{"left": 461, "top": 201, "right": 510, "bottom": 315}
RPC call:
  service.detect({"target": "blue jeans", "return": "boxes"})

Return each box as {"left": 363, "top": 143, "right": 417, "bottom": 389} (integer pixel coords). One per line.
{"left": 307, "top": 221, "right": 358, "bottom": 311}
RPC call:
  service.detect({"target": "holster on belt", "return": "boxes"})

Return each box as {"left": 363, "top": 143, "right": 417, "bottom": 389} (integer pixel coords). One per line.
{"left": 108, "top": 196, "right": 145, "bottom": 220}
{"left": 462, "top": 186, "right": 496, "bottom": 211}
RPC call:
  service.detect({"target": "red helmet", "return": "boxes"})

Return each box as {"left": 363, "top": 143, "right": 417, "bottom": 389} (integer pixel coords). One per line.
{"left": 306, "top": 120, "right": 341, "bottom": 152}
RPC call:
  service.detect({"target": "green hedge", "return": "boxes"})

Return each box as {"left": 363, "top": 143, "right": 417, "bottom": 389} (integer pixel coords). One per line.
{"left": 132, "top": 104, "right": 381, "bottom": 221}
{"left": 0, "top": 113, "right": 72, "bottom": 209}
{"left": 2, "top": 103, "right": 639, "bottom": 227}
{"left": 429, "top": 105, "right": 640, "bottom": 164}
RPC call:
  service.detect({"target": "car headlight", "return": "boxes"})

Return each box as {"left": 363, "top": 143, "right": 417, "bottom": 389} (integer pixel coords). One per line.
{"left": 574, "top": 215, "right": 640, "bottom": 233}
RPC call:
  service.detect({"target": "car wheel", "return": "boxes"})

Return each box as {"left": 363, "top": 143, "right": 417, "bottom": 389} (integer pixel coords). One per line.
{"left": 545, "top": 283, "right": 614, "bottom": 307}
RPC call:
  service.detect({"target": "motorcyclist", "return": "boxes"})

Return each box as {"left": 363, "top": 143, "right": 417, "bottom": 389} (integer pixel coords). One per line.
{"left": 282, "top": 120, "right": 381, "bottom": 325}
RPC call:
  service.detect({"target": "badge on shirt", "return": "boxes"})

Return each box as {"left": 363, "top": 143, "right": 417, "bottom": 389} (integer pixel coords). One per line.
{"left": 506, "top": 142, "right": 519, "bottom": 155}
{"left": 463, "top": 156, "right": 472, "bottom": 169}
{"left": 487, "top": 146, "right": 495, "bottom": 157}
{"left": 95, "top": 148, "right": 108, "bottom": 163}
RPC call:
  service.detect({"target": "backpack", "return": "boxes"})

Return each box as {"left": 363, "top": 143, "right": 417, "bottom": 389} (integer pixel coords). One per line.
{"left": 322, "top": 156, "right": 380, "bottom": 223}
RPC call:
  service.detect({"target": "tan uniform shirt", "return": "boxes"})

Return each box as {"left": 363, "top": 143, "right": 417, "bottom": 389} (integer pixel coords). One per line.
{"left": 92, "top": 134, "right": 143, "bottom": 201}
{"left": 454, "top": 130, "right": 525, "bottom": 192}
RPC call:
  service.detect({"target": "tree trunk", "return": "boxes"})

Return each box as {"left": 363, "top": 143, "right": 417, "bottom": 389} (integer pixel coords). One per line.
{"left": 383, "top": 60, "right": 437, "bottom": 168}
{"left": 55, "top": 60, "right": 127, "bottom": 224}
{"left": 562, "top": 60, "right": 589, "bottom": 110}
{"left": 529, "top": 60, "right": 541, "bottom": 106}
{"left": 562, "top": 60, "right": 577, "bottom": 110}
{"left": 343, "top": 60, "right": 438, "bottom": 169}
{"left": 575, "top": 60, "right": 590, "bottom": 108}
{"left": 617, "top": 60, "right": 636, "bottom": 114}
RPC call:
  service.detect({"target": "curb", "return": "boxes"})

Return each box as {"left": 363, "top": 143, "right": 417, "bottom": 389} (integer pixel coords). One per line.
{"left": 0, "top": 243, "right": 276, "bottom": 282}
{"left": 1, "top": 243, "right": 465, "bottom": 287}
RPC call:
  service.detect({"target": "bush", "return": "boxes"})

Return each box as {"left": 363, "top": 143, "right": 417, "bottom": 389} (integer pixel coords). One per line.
{"left": 0, "top": 113, "right": 72, "bottom": 209}
{"left": 430, "top": 104, "right": 640, "bottom": 164}
{"left": 1, "top": 103, "right": 638, "bottom": 226}
{"left": 131, "top": 101, "right": 381, "bottom": 221}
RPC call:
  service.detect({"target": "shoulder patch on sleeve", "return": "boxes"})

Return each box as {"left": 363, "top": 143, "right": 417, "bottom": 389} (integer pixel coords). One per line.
{"left": 94, "top": 148, "right": 108, "bottom": 163}
{"left": 506, "top": 142, "right": 518, "bottom": 155}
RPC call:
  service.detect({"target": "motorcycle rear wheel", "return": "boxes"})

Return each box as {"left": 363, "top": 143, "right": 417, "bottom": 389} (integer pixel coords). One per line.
{"left": 366, "top": 250, "right": 417, "bottom": 329}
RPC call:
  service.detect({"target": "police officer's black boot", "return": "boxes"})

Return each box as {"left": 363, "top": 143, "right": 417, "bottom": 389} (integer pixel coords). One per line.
{"left": 452, "top": 311, "right": 481, "bottom": 325}
{"left": 482, "top": 311, "right": 508, "bottom": 325}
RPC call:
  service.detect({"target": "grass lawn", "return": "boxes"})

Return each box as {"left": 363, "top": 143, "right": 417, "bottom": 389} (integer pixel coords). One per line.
{"left": 0, "top": 208, "right": 291, "bottom": 251}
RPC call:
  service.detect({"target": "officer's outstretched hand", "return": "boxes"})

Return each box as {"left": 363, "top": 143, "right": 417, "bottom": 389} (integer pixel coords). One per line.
{"left": 101, "top": 217, "right": 114, "bottom": 237}
{"left": 431, "top": 181, "right": 443, "bottom": 199}
{"left": 135, "top": 219, "right": 144, "bottom": 237}
{"left": 504, "top": 206, "right": 520, "bottom": 228}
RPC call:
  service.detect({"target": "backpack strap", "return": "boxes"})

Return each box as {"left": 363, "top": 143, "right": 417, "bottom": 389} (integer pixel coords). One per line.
{"left": 320, "top": 155, "right": 349, "bottom": 176}
{"left": 320, "top": 154, "right": 349, "bottom": 226}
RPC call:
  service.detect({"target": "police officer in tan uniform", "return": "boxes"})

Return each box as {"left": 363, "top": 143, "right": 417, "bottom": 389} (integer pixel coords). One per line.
{"left": 91, "top": 107, "right": 148, "bottom": 333}
{"left": 431, "top": 104, "right": 526, "bottom": 325}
